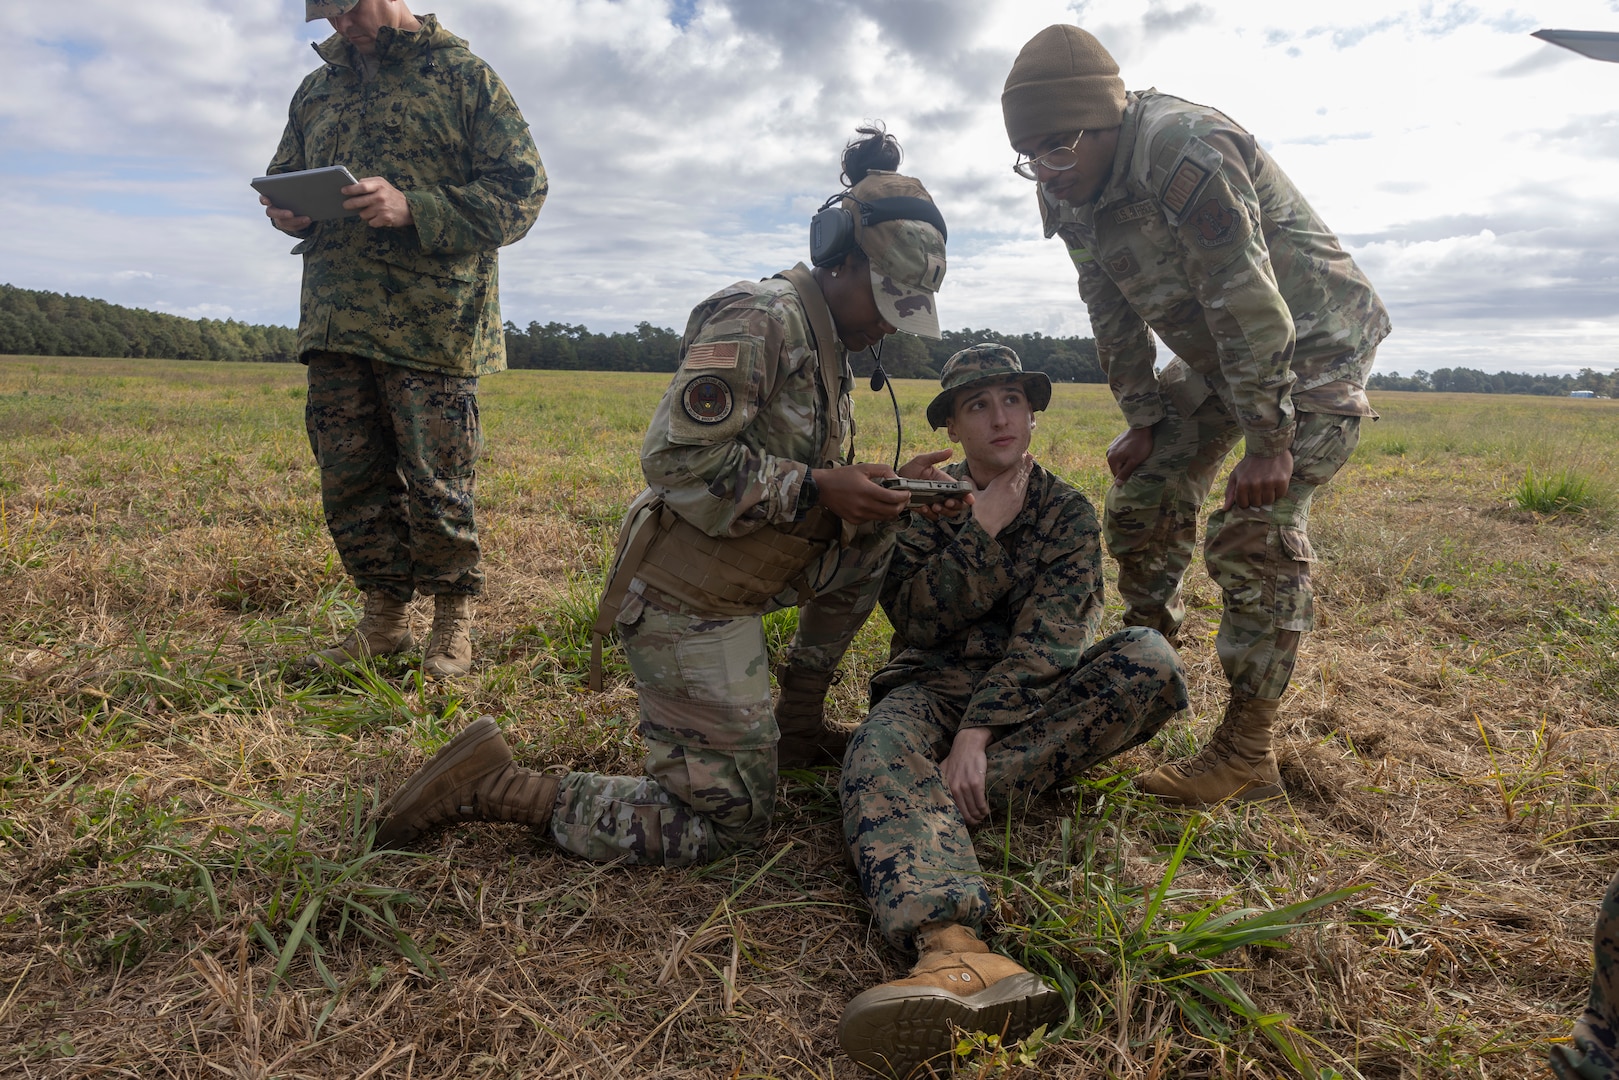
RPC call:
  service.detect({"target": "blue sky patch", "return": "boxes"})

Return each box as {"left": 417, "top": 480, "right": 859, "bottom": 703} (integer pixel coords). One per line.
{"left": 669, "top": 0, "right": 699, "bottom": 30}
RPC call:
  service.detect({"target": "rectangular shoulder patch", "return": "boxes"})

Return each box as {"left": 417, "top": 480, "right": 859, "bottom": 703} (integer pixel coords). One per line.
{"left": 684, "top": 341, "right": 739, "bottom": 370}
{"left": 1114, "top": 200, "right": 1159, "bottom": 224}
{"left": 1162, "top": 160, "right": 1211, "bottom": 216}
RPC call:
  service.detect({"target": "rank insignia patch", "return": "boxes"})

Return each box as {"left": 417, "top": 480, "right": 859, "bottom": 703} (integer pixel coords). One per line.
{"left": 682, "top": 376, "right": 734, "bottom": 424}
{"left": 685, "top": 341, "right": 739, "bottom": 370}
{"left": 1162, "top": 159, "right": 1210, "bottom": 215}
{"left": 1105, "top": 249, "right": 1141, "bottom": 277}
{"left": 1190, "top": 197, "right": 1238, "bottom": 247}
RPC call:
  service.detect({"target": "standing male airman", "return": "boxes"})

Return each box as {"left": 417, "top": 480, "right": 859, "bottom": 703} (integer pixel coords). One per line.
{"left": 1000, "top": 24, "right": 1390, "bottom": 807}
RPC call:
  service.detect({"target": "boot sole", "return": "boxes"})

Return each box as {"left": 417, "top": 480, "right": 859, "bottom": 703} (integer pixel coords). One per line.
{"left": 838, "top": 973, "right": 1064, "bottom": 1078}
{"left": 373, "top": 716, "right": 507, "bottom": 849}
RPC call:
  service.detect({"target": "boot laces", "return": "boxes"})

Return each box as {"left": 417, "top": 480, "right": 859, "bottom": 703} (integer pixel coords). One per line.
{"left": 427, "top": 613, "right": 471, "bottom": 655}
{"left": 1176, "top": 721, "right": 1244, "bottom": 778}
{"left": 355, "top": 595, "right": 406, "bottom": 639}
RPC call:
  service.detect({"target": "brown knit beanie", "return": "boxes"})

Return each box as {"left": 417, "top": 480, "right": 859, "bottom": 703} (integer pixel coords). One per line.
{"left": 1001, "top": 25, "right": 1126, "bottom": 148}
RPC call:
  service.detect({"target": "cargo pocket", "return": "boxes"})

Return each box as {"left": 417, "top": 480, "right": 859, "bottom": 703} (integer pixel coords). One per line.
{"left": 427, "top": 381, "right": 481, "bottom": 479}
{"left": 1273, "top": 526, "right": 1317, "bottom": 631}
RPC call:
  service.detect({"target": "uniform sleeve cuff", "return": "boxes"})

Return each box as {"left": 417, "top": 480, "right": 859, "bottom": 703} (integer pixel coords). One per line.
{"left": 403, "top": 191, "right": 441, "bottom": 250}
{"left": 954, "top": 518, "right": 1008, "bottom": 572}
{"left": 1245, "top": 424, "right": 1295, "bottom": 458}
{"left": 1122, "top": 402, "right": 1165, "bottom": 430}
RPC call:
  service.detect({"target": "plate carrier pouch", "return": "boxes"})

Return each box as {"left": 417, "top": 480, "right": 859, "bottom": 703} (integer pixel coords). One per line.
{"left": 588, "top": 265, "right": 850, "bottom": 691}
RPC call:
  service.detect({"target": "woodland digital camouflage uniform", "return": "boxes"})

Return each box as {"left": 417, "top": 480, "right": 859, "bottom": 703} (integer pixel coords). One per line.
{"left": 1043, "top": 90, "right": 1390, "bottom": 698}
{"left": 550, "top": 274, "right": 895, "bottom": 865}
{"left": 1550, "top": 869, "right": 1619, "bottom": 1079}
{"left": 842, "top": 462, "right": 1188, "bottom": 949}
{"left": 268, "top": 15, "right": 546, "bottom": 377}
{"left": 267, "top": 15, "right": 545, "bottom": 599}
{"left": 303, "top": 357, "right": 483, "bottom": 600}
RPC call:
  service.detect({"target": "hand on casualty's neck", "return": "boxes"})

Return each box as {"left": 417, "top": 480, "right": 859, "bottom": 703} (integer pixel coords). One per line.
{"left": 969, "top": 453, "right": 1034, "bottom": 539}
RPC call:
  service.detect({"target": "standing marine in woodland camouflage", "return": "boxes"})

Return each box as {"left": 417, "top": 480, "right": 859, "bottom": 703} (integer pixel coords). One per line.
{"left": 372, "top": 129, "right": 962, "bottom": 869}
{"left": 1000, "top": 24, "right": 1390, "bottom": 807}
{"left": 837, "top": 345, "right": 1188, "bottom": 1078}
{"left": 261, "top": 0, "right": 545, "bottom": 678}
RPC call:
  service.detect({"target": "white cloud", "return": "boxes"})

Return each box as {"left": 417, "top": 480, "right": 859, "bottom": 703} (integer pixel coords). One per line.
{"left": 1, "top": 0, "right": 1617, "bottom": 373}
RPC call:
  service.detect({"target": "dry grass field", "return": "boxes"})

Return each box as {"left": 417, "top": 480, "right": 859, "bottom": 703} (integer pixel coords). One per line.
{"left": 2, "top": 354, "right": 1618, "bottom": 1079}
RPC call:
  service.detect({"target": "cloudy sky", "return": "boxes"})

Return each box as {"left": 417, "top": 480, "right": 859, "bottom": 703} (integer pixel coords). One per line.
{"left": 2, "top": 0, "right": 1616, "bottom": 375}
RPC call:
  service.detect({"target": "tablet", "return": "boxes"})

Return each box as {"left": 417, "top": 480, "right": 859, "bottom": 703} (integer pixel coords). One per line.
{"left": 251, "top": 165, "right": 359, "bottom": 221}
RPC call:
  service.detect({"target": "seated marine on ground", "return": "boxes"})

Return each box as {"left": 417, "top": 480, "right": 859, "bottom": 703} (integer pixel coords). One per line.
{"left": 372, "top": 127, "right": 962, "bottom": 866}
{"left": 835, "top": 345, "right": 1190, "bottom": 1078}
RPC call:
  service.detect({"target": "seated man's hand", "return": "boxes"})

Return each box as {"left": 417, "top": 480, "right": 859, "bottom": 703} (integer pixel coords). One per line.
{"left": 1223, "top": 450, "right": 1294, "bottom": 510}
{"left": 342, "top": 177, "right": 415, "bottom": 229}
{"left": 970, "top": 452, "right": 1034, "bottom": 539}
{"left": 811, "top": 463, "right": 910, "bottom": 524}
{"left": 943, "top": 726, "right": 993, "bottom": 827}
{"left": 898, "top": 449, "right": 974, "bottom": 521}
{"left": 1106, "top": 426, "right": 1153, "bottom": 483}
{"left": 261, "top": 194, "right": 312, "bottom": 234}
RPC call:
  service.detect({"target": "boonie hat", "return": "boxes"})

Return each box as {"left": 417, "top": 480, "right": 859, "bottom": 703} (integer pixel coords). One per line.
{"left": 847, "top": 172, "right": 947, "bottom": 339}
{"left": 306, "top": 0, "right": 360, "bottom": 20}
{"left": 926, "top": 343, "right": 1052, "bottom": 430}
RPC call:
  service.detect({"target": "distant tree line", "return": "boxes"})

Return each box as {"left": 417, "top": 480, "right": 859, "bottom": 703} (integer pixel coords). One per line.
{"left": 11, "top": 283, "right": 1610, "bottom": 398}
{"left": 503, "top": 321, "right": 1107, "bottom": 382}
{"left": 503, "top": 320, "right": 684, "bottom": 372}
{"left": 1368, "top": 366, "right": 1619, "bottom": 397}
{"left": 1, "top": 284, "right": 299, "bottom": 363}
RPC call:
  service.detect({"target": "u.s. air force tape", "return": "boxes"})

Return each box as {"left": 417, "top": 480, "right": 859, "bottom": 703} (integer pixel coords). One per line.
{"left": 682, "top": 375, "right": 733, "bottom": 424}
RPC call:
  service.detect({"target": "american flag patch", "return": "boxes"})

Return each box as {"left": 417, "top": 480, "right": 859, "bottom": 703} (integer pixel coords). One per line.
{"left": 1162, "top": 160, "right": 1210, "bottom": 215}
{"left": 685, "top": 341, "right": 739, "bottom": 369}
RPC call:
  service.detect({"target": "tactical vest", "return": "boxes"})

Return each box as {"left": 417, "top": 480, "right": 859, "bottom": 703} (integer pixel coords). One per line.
{"left": 588, "top": 266, "right": 847, "bottom": 690}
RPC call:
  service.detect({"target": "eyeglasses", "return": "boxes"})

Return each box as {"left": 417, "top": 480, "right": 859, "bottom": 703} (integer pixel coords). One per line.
{"left": 1012, "top": 132, "right": 1086, "bottom": 181}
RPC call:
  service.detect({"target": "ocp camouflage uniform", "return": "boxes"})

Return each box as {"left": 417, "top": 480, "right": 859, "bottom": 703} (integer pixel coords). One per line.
{"left": 841, "top": 462, "right": 1188, "bottom": 949}
{"left": 268, "top": 15, "right": 546, "bottom": 599}
{"left": 551, "top": 273, "right": 896, "bottom": 865}
{"left": 1043, "top": 90, "right": 1390, "bottom": 698}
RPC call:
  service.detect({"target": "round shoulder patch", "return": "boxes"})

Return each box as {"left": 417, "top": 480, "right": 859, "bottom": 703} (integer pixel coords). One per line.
{"left": 682, "top": 375, "right": 734, "bottom": 425}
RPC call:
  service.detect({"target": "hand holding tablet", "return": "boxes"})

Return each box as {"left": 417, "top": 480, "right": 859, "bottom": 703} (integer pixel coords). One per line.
{"left": 254, "top": 167, "right": 416, "bottom": 232}
{"left": 252, "top": 166, "right": 359, "bottom": 225}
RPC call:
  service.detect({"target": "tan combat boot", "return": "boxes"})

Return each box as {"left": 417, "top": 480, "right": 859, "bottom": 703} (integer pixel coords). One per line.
{"left": 299, "top": 592, "right": 413, "bottom": 671}
{"left": 774, "top": 663, "right": 852, "bottom": 769}
{"left": 838, "top": 923, "right": 1065, "bottom": 1078}
{"left": 422, "top": 593, "right": 474, "bottom": 679}
{"left": 373, "top": 715, "right": 560, "bottom": 849}
{"left": 1133, "top": 695, "right": 1285, "bottom": 806}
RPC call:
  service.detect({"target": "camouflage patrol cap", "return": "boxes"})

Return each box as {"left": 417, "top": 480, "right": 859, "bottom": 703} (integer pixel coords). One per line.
{"left": 305, "top": 0, "right": 359, "bottom": 20}
{"left": 926, "top": 343, "right": 1052, "bottom": 430}
{"left": 847, "top": 172, "right": 947, "bottom": 340}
